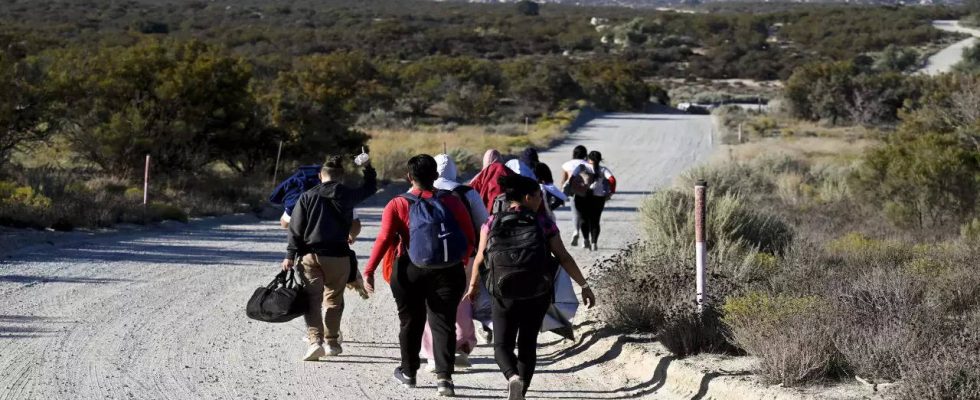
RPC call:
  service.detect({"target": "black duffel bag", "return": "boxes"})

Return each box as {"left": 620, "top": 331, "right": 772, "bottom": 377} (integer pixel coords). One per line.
{"left": 246, "top": 269, "right": 305, "bottom": 323}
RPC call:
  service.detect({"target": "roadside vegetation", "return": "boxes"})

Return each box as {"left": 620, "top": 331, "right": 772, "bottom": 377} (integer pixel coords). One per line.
{"left": 0, "top": 0, "right": 969, "bottom": 231}
{"left": 596, "top": 71, "right": 980, "bottom": 397}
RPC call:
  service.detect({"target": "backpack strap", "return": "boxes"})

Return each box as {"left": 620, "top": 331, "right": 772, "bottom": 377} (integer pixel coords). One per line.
{"left": 398, "top": 192, "right": 419, "bottom": 205}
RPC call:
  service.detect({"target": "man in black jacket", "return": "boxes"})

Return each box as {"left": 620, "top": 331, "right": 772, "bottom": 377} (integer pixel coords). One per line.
{"left": 282, "top": 154, "right": 376, "bottom": 361}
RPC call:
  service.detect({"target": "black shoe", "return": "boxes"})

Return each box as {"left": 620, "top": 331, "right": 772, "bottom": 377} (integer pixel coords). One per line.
{"left": 393, "top": 367, "right": 416, "bottom": 388}
{"left": 437, "top": 379, "right": 455, "bottom": 397}
{"left": 484, "top": 326, "right": 493, "bottom": 344}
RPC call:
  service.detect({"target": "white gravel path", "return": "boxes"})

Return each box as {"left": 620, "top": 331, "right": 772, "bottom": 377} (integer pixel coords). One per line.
{"left": 0, "top": 113, "right": 714, "bottom": 400}
{"left": 921, "top": 20, "right": 980, "bottom": 75}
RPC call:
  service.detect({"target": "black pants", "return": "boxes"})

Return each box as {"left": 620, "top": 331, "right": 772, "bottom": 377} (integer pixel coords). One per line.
{"left": 390, "top": 256, "right": 465, "bottom": 380}
{"left": 492, "top": 294, "right": 551, "bottom": 391}
{"left": 574, "top": 194, "right": 608, "bottom": 244}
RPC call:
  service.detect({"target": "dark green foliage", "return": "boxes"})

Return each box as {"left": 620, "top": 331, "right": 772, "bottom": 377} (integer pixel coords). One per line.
{"left": 0, "top": 50, "right": 53, "bottom": 167}
{"left": 516, "top": 1, "right": 539, "bottom": 17}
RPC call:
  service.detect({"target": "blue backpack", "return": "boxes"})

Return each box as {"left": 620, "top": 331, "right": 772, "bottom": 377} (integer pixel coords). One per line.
{"left": 399, "top": 191, "right": 468, "bottom": 269}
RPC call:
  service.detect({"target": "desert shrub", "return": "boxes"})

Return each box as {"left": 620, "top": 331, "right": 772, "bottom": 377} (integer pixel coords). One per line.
{"left": 962, "top": 218, "right": 980, "bottom": 243}
{"left": 594, "top": 242, "right": 740, "bottom": 357}
{"left": 723, "top": 292, "right": 845, "bottom": 386}
{"left": 0, "top": 181, "right": 54, "bottom": 228}
{"left": 148, "top": 203, "right": 188, "bottom": 223}
{"left": 899, "top": 329, "right": 980, "bottom": 400}
{"left": 640, "top": 190, "right": 793, "bottom": 257}
{"left": 830, "top": 267, "right": 929, "bottom": 381}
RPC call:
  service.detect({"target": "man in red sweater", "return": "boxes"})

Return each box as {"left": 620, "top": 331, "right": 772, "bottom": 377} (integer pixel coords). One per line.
{"left": 364, "top": 154, "right": 475, "bottom": 398}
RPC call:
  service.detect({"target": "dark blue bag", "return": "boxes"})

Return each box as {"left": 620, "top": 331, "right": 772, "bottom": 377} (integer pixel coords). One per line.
{"left": 399, "top": 191, "right": 468, "bottom": 269}
{"left": 268, "top": 165, "right": 321, "bottom": 215}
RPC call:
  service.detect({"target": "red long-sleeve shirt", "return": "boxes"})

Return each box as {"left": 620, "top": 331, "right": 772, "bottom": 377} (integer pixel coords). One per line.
{"left": 364, "top": 189, "right": 476, "bottom": 276}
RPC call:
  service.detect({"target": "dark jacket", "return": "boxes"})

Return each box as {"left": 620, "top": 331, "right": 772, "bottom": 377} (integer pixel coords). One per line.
{"left": 268, "top": 165, "right": 321, "bottom": 215}
{"left": 286, "top": 165, "right": 377, "bottom": 259}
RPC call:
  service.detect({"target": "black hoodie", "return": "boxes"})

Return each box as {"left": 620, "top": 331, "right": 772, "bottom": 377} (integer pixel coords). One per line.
{"left": 286, "top": 165, "right": 377, "bottom": 259}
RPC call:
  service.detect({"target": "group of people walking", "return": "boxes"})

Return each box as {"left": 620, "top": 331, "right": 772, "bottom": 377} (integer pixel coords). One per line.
{"left": 279, "top": 145, "right": 614, "bottom": 399}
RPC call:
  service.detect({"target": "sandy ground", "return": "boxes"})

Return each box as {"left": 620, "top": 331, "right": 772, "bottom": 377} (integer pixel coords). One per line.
{"left": 921, "top": 20, "right": 980, "bottom": 75}
{"left": 0, "top": 113, "right": 714, "bottom": 400}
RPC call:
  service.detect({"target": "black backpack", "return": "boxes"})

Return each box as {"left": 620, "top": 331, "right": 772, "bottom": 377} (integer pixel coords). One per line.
{"left": 246, "top": 269, "right": 306, "bottom": 323}
{"left": 484, "top": 209, "right": 555, "bottom": 299}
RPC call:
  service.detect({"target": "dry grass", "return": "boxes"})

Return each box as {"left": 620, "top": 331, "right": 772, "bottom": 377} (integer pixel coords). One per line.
{"left": 366, "top": 108, "right": 580, "bottom": 181}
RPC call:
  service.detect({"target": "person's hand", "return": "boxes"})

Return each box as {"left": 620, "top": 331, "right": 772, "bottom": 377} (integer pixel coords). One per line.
{"left": 581, "top": 286, "right": 596, "bottom": 309}
{"left": 347, "top": 275, "right": 370, "bottom": 300}
{"left": 281, "top": 258, "right": 294, "bottom": 271}
{"left": 463, "top": 283, "right": 480, "bottom": 302}
{"left": 348, "top": 235, "right": 357, "bottom": 245}
{"left": 363, "top": 272, "right": 375, "bottom": 295}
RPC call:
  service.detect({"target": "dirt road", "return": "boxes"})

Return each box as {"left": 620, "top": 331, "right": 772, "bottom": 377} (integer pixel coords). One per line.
{"left": 0, "top": 113, "right": 714, "bottom": 400}
{"left": 921, "top": 20, "right": 980, "bottom": 75}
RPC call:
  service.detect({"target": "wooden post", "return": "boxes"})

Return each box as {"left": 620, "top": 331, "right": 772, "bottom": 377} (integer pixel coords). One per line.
{"left": 271, "top": 140, "right": 283, "bottom": 189}
{"left": 143, "top": 155, "right": 150, "bottom": 223}
{"left": 695, "top": 180, "right": 708, "bottom": 312}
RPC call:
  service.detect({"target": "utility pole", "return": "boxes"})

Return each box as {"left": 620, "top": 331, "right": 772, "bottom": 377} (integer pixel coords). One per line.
{"left": 271, "top": 140, "right": 283, "bottom": 189}
{"left": 143, "top": 155, "right": 151, "bottom": 223}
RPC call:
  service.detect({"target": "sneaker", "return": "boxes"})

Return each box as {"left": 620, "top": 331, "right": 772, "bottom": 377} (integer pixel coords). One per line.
{"left": 582, "top": 240, "right": 592, "bottom": 250}
{"left": 570, "top": 233, "right": 579, "bottom": 247}
{"left": 591, "top": 240, "right": 598, "bottom": 251}
{"left": 476, "top": 326, "right": 493, "bottom": 345}
{"left": 454, "top": 352, "right": 471, "bottom": 368}
{"left": 507, "top": 376, "right": 525, "bottom": 400}
{"left": 302, "top": 344, "right": 325, "bottom": 361}
{"left": 302, "top": 331, "right": 343, "bottom": 344}
{"left": 326, "top": 342, "right": 343, "bottom": 356}
{"left": 393, "top": 367, "right": 417, "bottom": 388}
{"left": 426, "top": 358, "right": 437, "bottom": 373}
{"left": 437, "top": 379, "right": 456, "bottom": 397}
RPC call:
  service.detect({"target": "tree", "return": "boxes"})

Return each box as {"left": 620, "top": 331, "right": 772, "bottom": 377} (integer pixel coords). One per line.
{"left": 501, "top": 57, "right": 581, "bottom": 111}
{"left": 0, "top": 51, "right": 53, "bottom": 168}
{"left": 50, "top": 39, "right": 262, "bottom": 178}
{"left": 516, "top": 1, "right": 540, "bottom": 17}
{"left": 785, "top": 62, "right": 856, "bottom": 124}
{"left": 573, "top": 60, "right": 650, "bottom": 112}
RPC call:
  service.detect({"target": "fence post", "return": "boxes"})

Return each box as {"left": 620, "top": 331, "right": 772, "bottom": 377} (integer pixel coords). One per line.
{"left": 143, "top": 155, "right": 150, "bottom": 223}
{"left": 271, "top": 140, "right": 283, "bottom": 189}
{"left": 695, "top": 180, "right": 708, "bottom": 312}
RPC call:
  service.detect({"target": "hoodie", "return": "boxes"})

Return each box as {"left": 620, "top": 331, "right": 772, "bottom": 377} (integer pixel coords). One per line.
{"left": 434, "top": 154, "right": 489, "bottom": 235}
{"left": 286, "top": 165, "right": 377, "bottom": 259}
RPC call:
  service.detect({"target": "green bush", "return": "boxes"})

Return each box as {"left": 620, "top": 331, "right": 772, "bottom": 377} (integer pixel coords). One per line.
{"left": 723, "top": 292, "right": 845, "bottom": 386}
{"left": 640, "top": 189, "right": 793, "bottom": 257}
{"left": 148, "top": 203, "right": 188, "bottom": 223}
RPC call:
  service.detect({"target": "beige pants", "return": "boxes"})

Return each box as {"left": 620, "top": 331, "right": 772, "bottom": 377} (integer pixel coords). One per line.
{"left": 298, "top": 254, "right": 349, "bottom": 345}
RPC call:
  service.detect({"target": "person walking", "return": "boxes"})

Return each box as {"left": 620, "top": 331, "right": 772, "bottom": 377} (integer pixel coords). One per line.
{"left": 571, "top": 151, "right": 616, "bottom": 251}
{"left": 463, "top": 174, "right": 596, "bottom": 400}
{"left": 283, "top": 155, "right": 377, "bottom": 361}
{"left": 559, "top": 145, "right": 588, "bottom": 246}
{"left": 363, "top": 154, "right": 476, "bottom": 397}
{"left": 469, "top": 149, "right": 513, "bottom": 211}
{"left": 419, "top": 154, "right": 487, "bottom": 371}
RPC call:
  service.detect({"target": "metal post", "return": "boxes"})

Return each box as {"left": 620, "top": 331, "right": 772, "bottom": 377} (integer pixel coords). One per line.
{"left": 271, "top": 140, "right": 283, "bottom": 188}
{"left": 695, "top": 180, "right": 708, "bottom": 312}
{"left": 524, "top": 117, "right": 529, "bottom": 134}
{"left": 738, "top": 122, "right": 743, "bottom": 143}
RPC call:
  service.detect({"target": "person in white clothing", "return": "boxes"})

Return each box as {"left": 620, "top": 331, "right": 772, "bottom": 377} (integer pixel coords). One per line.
{"left": 559, "top": 145, "right": 588, "bottom": 246}
{"left": 571, "top": 151, "right": 616, "bottom": 251}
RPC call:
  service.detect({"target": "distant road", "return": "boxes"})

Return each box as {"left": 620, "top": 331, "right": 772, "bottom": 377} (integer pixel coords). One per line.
{"left": 921, "top": 20, "right": 980, "bottom": 75}
{"left": 0, "top": 113, "right": 714, "bottom": 399}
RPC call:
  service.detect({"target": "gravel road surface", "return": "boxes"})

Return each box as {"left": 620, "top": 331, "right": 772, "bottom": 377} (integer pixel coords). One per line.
{"left": 921, "top": 20, "right": 980, "bottom": 75}
{"left": 0, "top": 113, "right": 714, "bottom": 400}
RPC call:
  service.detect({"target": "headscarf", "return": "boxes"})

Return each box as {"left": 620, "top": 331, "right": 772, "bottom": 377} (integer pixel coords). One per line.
{"left": 434, "top": 154, "right": 461, "bottom": 190}
{"left": 471, "top": 149, "right": 512, "bottom": 210}
{"left": 482, "top": 149, "right": 502, "bottom": 170}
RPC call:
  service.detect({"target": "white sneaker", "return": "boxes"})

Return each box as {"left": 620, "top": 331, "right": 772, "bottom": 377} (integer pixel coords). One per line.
{"left": 455, "top": 352, "right": 471, "bottom": 368}
{"left": 326, "top": 342, "right": 343, "bottom": 356}
{"left": 476, "top": 326, "right": 493, "bottom": 345}
{"left": 426, "top": 358, "right": 437, "bottom": 373}
{"left": 302, "top": 344, "right": 325, "bottom": 361}
{"left": 507, "top": 375, "right": 525, "bottom": 400}
{"left": 303, "top": 331, "right": 343, "bottom": 344}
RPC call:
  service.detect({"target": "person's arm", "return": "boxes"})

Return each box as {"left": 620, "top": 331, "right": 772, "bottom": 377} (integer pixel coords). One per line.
{"left": 465, "top": 190, "right": 489, "bottom": 231}
{"left": 283, "top": 195, "right": 308, "bottom": 270}
{"left": 547, "top": 235, "right": 596, "bottom": 308}
{"left": 559, "top": 169, "right": 570, "bottom": 188}
{"left": 349, "top": 218, "right": 361, "bottom": 245}
{"left": 363, "top": 199, "right": 402, "bottom": 293}
{"left": 463, "top": 227, "right": 490, "bottom": 302}
{"left": 352, "top": 164, "right": 378, "bottom": 204}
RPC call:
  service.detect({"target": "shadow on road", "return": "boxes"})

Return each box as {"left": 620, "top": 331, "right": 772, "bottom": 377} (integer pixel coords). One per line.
{"left": 0, "top": 314, "right": 75, "bottom": 339}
